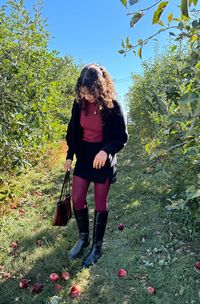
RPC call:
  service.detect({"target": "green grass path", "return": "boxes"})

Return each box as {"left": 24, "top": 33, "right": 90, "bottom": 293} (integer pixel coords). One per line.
{"left": 0, "top": 132, "right": 199, "bottom": 304}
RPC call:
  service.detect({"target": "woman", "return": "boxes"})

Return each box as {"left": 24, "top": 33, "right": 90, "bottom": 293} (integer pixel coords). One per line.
{"left": 64, "top": 63, "right": 128, "bottom": 267}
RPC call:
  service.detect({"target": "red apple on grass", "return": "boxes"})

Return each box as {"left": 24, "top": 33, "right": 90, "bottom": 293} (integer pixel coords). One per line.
{"left": 147, "top": 286, "right": 156, "bottom": 295}
{"left": 2, "top": 272, "right": 11, "bottom": 280}
{"left": 62, "top": 271, "right": 70, "bottom": 281}
{"left": 50, "top": 273, "right": 59, "bottom": 282}
{"left": 11, "top": 241, "right": 18, "bottom": 250}
{"left": 31, "top": 283, "right": 44, "bottom": 294}
{"left": 118, "top": 223, "right": 125, "bottom": 231}
{"left": 70, "top": 285, "right": 81, "bottom": 299}
{"left": 19, "top": 279, "right": 30, "bottom": 289}
{"left": 117, "top": 268, "right": 127, "bottom": 277}
{"left": 19, "top": 208, "right": 25, "bottom": 215}
{"left": 194, "top": 261, "right": 200, "bottom": 270}
{"left": 34, "top": 191, "right": 43, "bottom": 196}
{"left": 55, "top": 284, "right": 62, "bottom": 291}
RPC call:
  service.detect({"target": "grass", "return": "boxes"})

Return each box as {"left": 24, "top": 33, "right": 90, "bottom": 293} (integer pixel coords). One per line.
{"left": 0, "top": 133, "right": 199, "bottom": 304}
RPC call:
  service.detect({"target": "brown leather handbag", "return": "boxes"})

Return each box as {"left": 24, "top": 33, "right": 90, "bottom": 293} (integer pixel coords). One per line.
{"left": 52, "top": 171, "right": 72, "bottom": 226}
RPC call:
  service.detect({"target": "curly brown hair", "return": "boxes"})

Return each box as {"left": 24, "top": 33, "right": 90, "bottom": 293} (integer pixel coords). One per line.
{"left": 75, "top": 63, "right": 116, "bottom": 110}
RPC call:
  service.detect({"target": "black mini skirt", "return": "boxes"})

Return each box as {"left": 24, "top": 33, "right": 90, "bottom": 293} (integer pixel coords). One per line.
{"left": 73, "top": 140, "right": 116, "bottom": 184}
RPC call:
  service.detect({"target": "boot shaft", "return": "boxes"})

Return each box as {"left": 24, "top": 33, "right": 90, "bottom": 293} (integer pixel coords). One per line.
{"left": 93, "top": 210, "right": 109, "bottom": 242}
{"left": 73, "top": 207, "right": 89, "bottom": 234}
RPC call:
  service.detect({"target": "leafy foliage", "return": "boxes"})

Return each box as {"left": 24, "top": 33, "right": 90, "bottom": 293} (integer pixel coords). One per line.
{"left": 127, "top": 36, "right": 200, "bottom": 222}
{"left": 119, "top": 0, "right": 199, "bottom": 56}
{"left": 0, "top": 0, "right": 80, "bottom": 171}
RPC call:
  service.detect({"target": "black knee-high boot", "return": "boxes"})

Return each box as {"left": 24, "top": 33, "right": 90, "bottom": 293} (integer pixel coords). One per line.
{"left": 82, "top": 210, "right": 108, "bottom": 268}
{"left": 68, "top": 207, "right": 90, "bottom": 259}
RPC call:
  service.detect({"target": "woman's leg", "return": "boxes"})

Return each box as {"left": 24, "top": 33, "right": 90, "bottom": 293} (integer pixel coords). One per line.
{"left": 93, "top": 177, "right": 111, "bottom": 211}
{"left": 72, "top": 175, "right": 90, "bottom": 209}
{"left": 82, "top": 177, "right": 111, "bottom": 267}
{"left": 68, "top": 175, "right": 91, "bottom": 259}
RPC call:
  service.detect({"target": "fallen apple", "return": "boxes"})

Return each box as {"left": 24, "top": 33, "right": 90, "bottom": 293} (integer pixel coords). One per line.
{"left": 55, "top": 284, "right": 62, "bottom": 291}
{"left": 31, "top": 283, "right": 44, "bottom": 294}
{"left": 70, "top": 285, "right": 81, "bottom": 299}
{"left": 62, "top": 271, "right": 70, "bottom": 281}
{"left": 194, "top": 261, "right": 200, "bottom": 270}
{"left": 2, "top": 272, "right": 11, "bottom": 280}
{"left": 118, "top": 223, "right": 125, "bottom": 231}
{"left": 50, "top": 273, "right": 59, "bottom": 282}
{"left": 19, "top": 279, "right": 30, "bottom": 289}
{"left": 11, "top": 241, "right": 18, "bottom": 250}
{"left": 34, "top": 191, "right": 43, "bottom": 196}
{"left": 147, "top": 286, "right": 155, "bottom": 295}
{"left": 117, "top": 268, "right": 127, "bottom": 277}
{"left": 19, "top": 208, "right": 25, "bottom": 215}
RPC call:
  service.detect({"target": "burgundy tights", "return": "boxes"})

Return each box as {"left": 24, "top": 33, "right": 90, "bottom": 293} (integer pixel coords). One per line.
{"left": 72, "top": 175, "right": 111, "bottom": 212}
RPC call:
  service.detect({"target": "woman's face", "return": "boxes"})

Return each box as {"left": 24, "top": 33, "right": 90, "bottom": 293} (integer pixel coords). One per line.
{"left": 80, "top": 87, "right": 95, "bottom": 103}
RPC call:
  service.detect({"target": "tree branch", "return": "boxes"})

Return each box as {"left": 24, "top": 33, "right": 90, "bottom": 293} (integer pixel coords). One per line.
{"left": 126, "top": 25, "right": 178, "bottom": 52}
{"left": 126, "top": 0, "right": 163, "bottom": 15}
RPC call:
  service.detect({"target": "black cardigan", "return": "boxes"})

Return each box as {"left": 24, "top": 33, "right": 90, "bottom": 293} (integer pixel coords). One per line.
{"left": 66, "top": 99, "right": 128, "bottom": 167}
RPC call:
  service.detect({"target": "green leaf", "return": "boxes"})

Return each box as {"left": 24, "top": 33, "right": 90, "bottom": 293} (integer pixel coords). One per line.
{"left": 180, "top": 0, "right": 189, "bottom": 18}
{"left": 192, "top": 20, "right": 199, "bottom": 28}
{"left": 191, "top": 0, "right": 198, "bottom": 6}
{"left": 180, "top": 92, "right": 199, "bottom": 105}
{"left": 168, "top": 12, "right": 173, "bottom": 23}
{"left": 190, "top": 34, "right": 198, "bottom": 42}
{"left": 130, "top": 12, "right": 144, "bottom": 27}
{"left": 138, "top": 47, "right": 142, "bottom": 59}
{"left": 125, "top": 36, "right": 133, "bottom": 49}
{"left": 169, "top": 32, "right": 176, "bottom": 36}
{"left": 186, "top": 187, "right": 200, "bottom": 200}
{"left": 126, "top": 36, "right": 130, "bottom": 47}
{"left": 170, "top": 45, "right": 177, "bottom": 52}
{"left": 152, "top": 1, "right": 169, "bottom": 24}
{"left": 120, "top": 0, "right": 127, "bottom": 8}
{"left": 158, "top": 20, "right": 164, "bottom": 26}
{"left": 118, "top": 49, "right": 126, "bottom": 54}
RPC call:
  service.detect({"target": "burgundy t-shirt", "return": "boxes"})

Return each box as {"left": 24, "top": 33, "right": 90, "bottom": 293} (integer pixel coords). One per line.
{"left": 80, "top": 102, "right": 103, "bottom": 142}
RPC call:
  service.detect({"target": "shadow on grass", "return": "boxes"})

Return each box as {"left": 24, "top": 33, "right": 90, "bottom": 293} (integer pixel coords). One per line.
{"left": 0, "top": 221, "right": 92, "bottom": 304}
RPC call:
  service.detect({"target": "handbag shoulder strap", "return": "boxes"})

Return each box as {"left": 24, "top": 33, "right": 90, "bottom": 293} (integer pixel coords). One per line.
{"left": 59, "top": 171, "right": 71, "bottom": 201}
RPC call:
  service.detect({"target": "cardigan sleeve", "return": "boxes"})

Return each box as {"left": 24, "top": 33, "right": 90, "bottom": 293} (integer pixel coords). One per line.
{"left": 101, "top": 101, "right": 128, "bottom": 156}
{"left": 65, "top": 100, "right": 76, "bottom": 160}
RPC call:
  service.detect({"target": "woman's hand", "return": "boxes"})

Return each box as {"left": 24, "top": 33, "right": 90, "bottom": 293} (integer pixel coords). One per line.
{"left": 93, "top": 150, "right": 108, "bottom": 169}
{"left": 64, "top": 159, "right": 72, "bottom": 172}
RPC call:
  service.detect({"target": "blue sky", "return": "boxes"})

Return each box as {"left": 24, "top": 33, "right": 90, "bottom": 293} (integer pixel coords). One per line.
{"left": 2, "top": 0, "right": 196, "bottom": 109}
